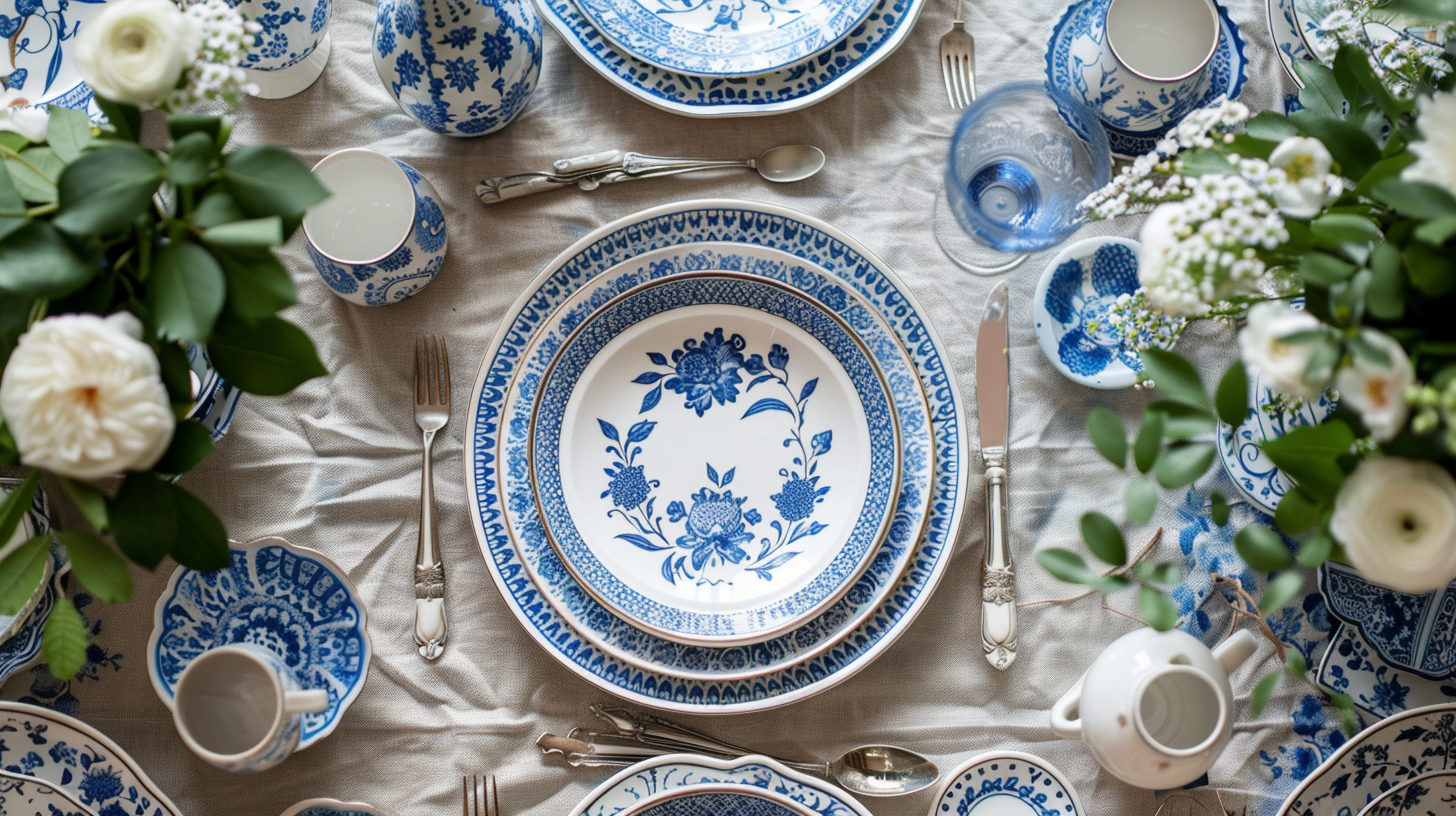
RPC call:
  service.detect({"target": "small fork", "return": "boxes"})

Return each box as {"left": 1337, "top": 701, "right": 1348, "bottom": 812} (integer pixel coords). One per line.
{"left": 463, "top": 774, "right": 498, "bottom": 816}
{"left": 939, "top": 0, "right": 976, "bottom": 109}
{"left": 413, "top": 335, "right": 450, "bottom": 660}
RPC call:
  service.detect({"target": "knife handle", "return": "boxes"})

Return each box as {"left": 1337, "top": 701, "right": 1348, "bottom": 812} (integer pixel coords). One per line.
{"left": 980, "top": 445, "right": 1017, "bottom": 671}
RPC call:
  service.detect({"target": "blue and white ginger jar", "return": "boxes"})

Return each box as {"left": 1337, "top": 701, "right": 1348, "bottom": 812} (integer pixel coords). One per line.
{"left": 372, "top": 0, "right": 541, "bottom": 137}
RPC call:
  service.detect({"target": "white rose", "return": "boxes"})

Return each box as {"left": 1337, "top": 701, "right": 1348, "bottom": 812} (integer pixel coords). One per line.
{"left": 0, "top": 313, "right": 175, "bottom": 481}
{"left": 1238, "top": 302, "right": 1326, "bottom": 398}
{"left": 1404, "top": 88, "right": 1456, "bottom": 199}
{"left": 1335, "top": 330, "right": 1413, "bottom": 443}
{"left": 74, "top": 0, "right": 203, "bottom": 107}
{"left": 1332, "top": 457, "right": 1456, "bottom": 594}
{"left": 0, "top": 87, "right": 49, "bottom": 144}
{"left": 1269, "top": 136, "right": 1333, "bottom": 219}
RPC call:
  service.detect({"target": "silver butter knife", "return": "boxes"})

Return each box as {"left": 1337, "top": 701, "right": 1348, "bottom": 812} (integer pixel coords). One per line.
{"left": 976, "top": 282, "right": 1017, "bottom": 671}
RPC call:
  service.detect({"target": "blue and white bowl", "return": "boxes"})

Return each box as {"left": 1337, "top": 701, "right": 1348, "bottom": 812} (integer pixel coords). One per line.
{"left": 931, "top": 752, "right": 1083, "bottom": 816}
{"left": 148, "top": 535, "right": 371, "bottom": 750}
{"left": 0, "top": 769, "right": 94, "bottom": 816}
{"left": 278, "top": 799, "right": 395, "bottom": 816}
{"left": 1320, "top": 561, "right": 1456, "bottom": 681}
{"left": 186, "top": 342, "right": 242, "bottom": 442}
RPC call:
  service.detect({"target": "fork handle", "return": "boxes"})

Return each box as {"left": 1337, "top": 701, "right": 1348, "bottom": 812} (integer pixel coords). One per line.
{"left": 415, "top": 428, "right": 447, "bottom": 660}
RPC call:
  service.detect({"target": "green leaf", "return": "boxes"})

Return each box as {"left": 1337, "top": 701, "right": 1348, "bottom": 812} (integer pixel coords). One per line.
{"left": 1405, "top": 242, "right": 1456, "bottom": 297}
{"left": 154, "top": 421, "right": 215, "bottom": 476}
{"left": 149, "top": 241, "right": 226, "bottom": 342}
{"left": 1368, "top": 243, "right": 1406, "bottom": 320}
{"left": 201, "top": 216, "right": 283, "bottom": 248}
{"left": 1275, "top": 486, "right": 1322, "bottom": 535}
{"left": 1384, "top": 0, "right": 1456, "bottom": 19}
{"left": 0, "top": 470, "right": 39, "bottom": 551}
{"left": 1177, "top": 148, "right": 1237, "bottom": 177}
{"left": 1290, "top": 111, "right": 1382, "bottom": 179}
{"left": 1294, "top": 61, "right": 1345, "bottom": 118}
{"left": 1155, "top": 442, "right": 1216, "bottom": 489}
{"left": 1247, "top": 111, "right": 1300, "bottom": 142}
{"left": 1215, "top": 362, "right": 1249, "bottom": 428}
{"left": 109, "top": 472, "right": 177, "bottom": 569}
{"left": 1416, "top": 215, "right": 1456, "bottom": 245}
{"left": 1300, "top": 252, "right": 1358, "bottom": 285}
{"left": 158, "top": 341, "right": 193, "bottom": 405}
{"left": 1088, "top": 407, "right": 1126, "bottom": 469}
{"left": 167, "top": 484, "right": 229, "bottom": 571}
{"left": 0, "top": 220, "right": 96, "bottom": 298}
{"left": 1261, "top": 571, "right": 1306, "bottom": 615}
{"left": 1311, "top": 213, "right": 1383, "bottom": 248}
{"left": 1139, "top": 349, "right": 1211, "bottom": 410}
{"left": 1373, "top": 178, "right": 1456, "bottom": 220}
{"left": 1081, "top": 511, "right": 1128, "bottom": 567}
{"left": 1036, "top": 548, "right": 1129, "bottom": 593}
{"left": 5, "top": 147, "right": 64, "bottom": 203}
{"left": 1126, "top": 480, "right": 1158, "bottom": 525}
{"left": 0, "top": 164, "right": 25, "bottom": 216}
{"left": 1298, "top": 529, "right": 1336, "bottom": 569}
{"left": 191, "top": 190, "right": 249, "bottom": 228}
{"left": 60, "top": 530, "right": 133, "bottom": 604}
{"left": 1355, "top": 153, "right": 1418, "bottom": 198}
{"left": 93, "top": 96, "right": 142, "bottom": 142}
{"left": 207, "top": 316, "right": 327, "bottom": 396}
{"left": 1134, "top": 409, "right": 1166, "bottom": 474}
{"left": 1261, "top": 421, "right": 1355, "bottom": 501}
{"left": 1236, "top": 524, "right": 1295, "bottom": 571}
{"left": 1135, "top": 561, "right": 1181, "bottom": 585}
{"left": 1146, "top": 400, "right": 1217, "bottom": 439}
{"left": 212, "top": 246, "right": 297, "bottom": 319}
{"left": 1349, "top": 333, "right": 1393, "bottom": 367}
{"left": 59, "top": 478, "right": 109, "bottom": 534}
{"left": 222, "top": 145, "right": 329, "bottom": 220}
{"left": 41, "top": 596, "right": 87, "bottom": 681}
{"left": 1339, "top": 43, "right": 1413, "bottom": 121}
{"left": 167, "top": 132, "right": 215, "bottom": 189}
{"left": 0, "top": 289, "right": 32, "bottom": 363}
{"left": 0, "top": 132, "right": 26, "bottom": 153}
{"left": 1139, "top": 585, "right": 1179, "bottom": 631}
{"left": 45, "top": 105, "right": 92, "bottom": 164}
{"left": 53, "top": 145, "right": 165, "bottom": 235}
{"left": 1250, "top": 671, "right": 1281, "bottom": 716}
{"left": 1211, "top": 492, "right": 1230, "bottom": 526}
{"left": 167, "top": 114, "right": 222, "bottom": 144}
{"left": 0, "top": 535, "right": 47, "bottom": 616}
{"left": 1287, "top": 649, "right": 1309, "bottom": 678}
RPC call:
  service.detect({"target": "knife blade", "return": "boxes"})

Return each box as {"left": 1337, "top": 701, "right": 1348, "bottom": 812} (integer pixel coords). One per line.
{"left": 976, "top": 282, "right": 1017, "bottom": 671}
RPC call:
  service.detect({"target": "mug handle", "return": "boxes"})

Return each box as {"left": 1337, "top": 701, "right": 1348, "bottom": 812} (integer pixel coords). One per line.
{"left": 284, "top": 689, "right": 330, "bottom": 714}
{"left": 1049, "top": 675, "right": 1086, "bottom": 740}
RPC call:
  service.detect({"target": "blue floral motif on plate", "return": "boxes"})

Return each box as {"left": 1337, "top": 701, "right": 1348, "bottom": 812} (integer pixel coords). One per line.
{"left": 569, "top": 756, "right": 872, "bottom": 816}
{"left": 0, "top": 771, "right": 90, "bottom": 816}
{"left": 0, "top": 0, "right": 107, "bottom": 120}
{"left": 1318, "top": 623, "right": 1456, "bottom": 721}
{"left": 230, "top": 0, "right": 330, "bottom": 72}
{"left": 1216, "top": 372, "right": 1339, "bottom": 514}
{"left": 933, "top": 754, "right": 1082, "bottom": 816}
{"left": 1362, "top": 770, "right": 1456, "bottom": 816}
{"left": 1319, "top": 562, "right": 1456, "bottom": 681}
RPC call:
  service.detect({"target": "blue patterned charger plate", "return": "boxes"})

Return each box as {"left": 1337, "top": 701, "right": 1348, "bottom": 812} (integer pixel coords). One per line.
{"left": 568, "top": 754, "right": 873, "bottom": 816}
{"left": 0, "top": 701, "right": 181, "bottom": 816}
{"left": 466, "top": 200, "right": 967, "bottom": 712}
{"left": 147, "top": 536, "right": 371, "bottom": 749}
{"left": 931, "top": 752, "right": 1082, "bottom": 816}
{"left": 498, "top": 243, "right": 931, "bottom": 680}
{"left": 1032, "top": 237, "right": 1155, "bottom": 390}
{"left": 1043, "top": 0, "right": 1247, "bottom": 158}
{"left": 1, "top": 0, "right": 108, "bottom": 120}
{"left": 617, "top": 783, "right": 818, "bottom": 816}
{"left": 531, "top": 272, "right": 899, "bottom": 647}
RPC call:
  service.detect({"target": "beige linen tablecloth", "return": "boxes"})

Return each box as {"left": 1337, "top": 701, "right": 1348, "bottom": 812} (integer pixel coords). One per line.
{"left": 3, "top": 2, "right": 1336, "bottom": 814}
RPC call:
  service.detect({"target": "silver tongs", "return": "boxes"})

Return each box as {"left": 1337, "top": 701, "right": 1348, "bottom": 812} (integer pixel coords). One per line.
{"left": 536, "top": 704, "right": 805, "bottom": 770}
{"left": 476, "top": 150, "right": 754, "bottom": 203}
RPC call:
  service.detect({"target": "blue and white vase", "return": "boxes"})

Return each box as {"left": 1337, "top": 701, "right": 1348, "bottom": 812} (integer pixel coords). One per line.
{"left": 372, "top": 0, "right": 541, "bottom": 137}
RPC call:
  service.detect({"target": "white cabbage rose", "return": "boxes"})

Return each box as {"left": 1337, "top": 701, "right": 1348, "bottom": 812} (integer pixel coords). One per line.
{"left": 1332, "top": 457, "right": 1456, "bottom": 594}
{"left": 74, "top": 0, "right": 203, "bottom": 107}
{"left": 1269, "top": 136, "right": 1333, "bottom": 219}
{"left": 0, "top": 87, "right": 49, "bottom": 143}
{"left": 0, "top": 313, "right": 175, "bottom": 480}
{"left": 1238, "top": 302, "right": 1326, "bottom": 398}
{"left": 1335, "top": 330, "right": 1413, "bottom": 443}
{"left": 1404, "top": 88, "right": 1456, "bottom": 199}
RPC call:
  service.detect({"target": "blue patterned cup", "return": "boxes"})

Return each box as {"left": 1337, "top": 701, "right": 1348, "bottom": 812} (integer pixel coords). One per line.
{"left": 1098, "top": 0, "right": 1220, "bottom": 133}
{"left": 302, "top": 149, "right": 448, "bottom": 306}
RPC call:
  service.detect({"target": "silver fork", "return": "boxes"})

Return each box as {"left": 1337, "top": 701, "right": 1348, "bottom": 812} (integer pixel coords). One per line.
{"left": 413, "top": 335, "right": 450, "bottom": 660}
{"left": 463, "top": 774, "right": 498, "bottom": 816}
{"left": 939, "top": 0, "right": 976, "bottom": 109}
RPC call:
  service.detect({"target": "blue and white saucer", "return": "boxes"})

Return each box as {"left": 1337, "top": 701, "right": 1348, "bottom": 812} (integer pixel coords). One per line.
{"left": 1362, "top": 770, "right": 1456, "bottom": 816}
{"left": 0, "top": 770, "right": 90, "bottom": 816}
{"left": 1, "top": 0, "right": 108, "bottom": 120}
{"left": 278, "top": 799, "right": 396, "bottom": 816}
{"left": 148, "top": 536, "right": 371, "bottom": 749}
{"left": 1044, "top": 0, "right": 1247, "bottom": 157}
{"left": 568, "top": 754, "right": 874, "bottom": 816}
{"left": 931, "top": 752, "right": 1083, "bottom": 816}
{"left": 1216, "top": 372, "right": 1338, "bottom": 514}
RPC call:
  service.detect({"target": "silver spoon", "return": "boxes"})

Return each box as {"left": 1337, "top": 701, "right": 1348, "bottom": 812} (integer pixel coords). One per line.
{"left": 476, "top": 145, "right": 826, "bottom": 203}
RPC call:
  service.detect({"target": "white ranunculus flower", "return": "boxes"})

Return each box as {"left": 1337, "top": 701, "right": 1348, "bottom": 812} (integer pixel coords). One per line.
{"left": 74, "top": 0, "right": 203, "bottom": 107}
{"left": 1332, "top": 457, "right": 1456, "bottom": 594}
{"left": 1336, "top": 330, "right": 1414, "bottom": 443}
{"left": 0, "top": 313, "right": 175, "bottom": 481}
{"left": 1237, "top": 302, "right": 1326, "bottom": 398}
{"left": 1404, "top": 88, "right": 1456, "bottom": 198}
{"left": 1268, "top": 136, "right": 1333, "bottom": 219}
{"left": 0, "top": 87, "right": 49, "bottom": 143}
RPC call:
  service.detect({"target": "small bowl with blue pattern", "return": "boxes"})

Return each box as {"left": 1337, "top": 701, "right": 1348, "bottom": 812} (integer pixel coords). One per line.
{"left": 1033, "top": 236, "right": 1173, "bottom": 389}
{"left": 930, "top": 751, "right": 1083, "bottom": 816}
{"left": 278, "top": 799, "right": 395, "bottom": 816}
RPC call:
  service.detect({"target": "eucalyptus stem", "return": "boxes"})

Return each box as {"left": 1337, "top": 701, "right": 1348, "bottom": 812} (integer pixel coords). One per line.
{"left": 26, "top": 298, "right": 47, "bottom": 328}
{"left": 25, "top": 203, "right": 57, "bottom": 217}
{"left": 0, "top": 145, "right": 55, "bottom": 186}
{"left": 1018, "top": 528, "right": 1164, "bottom": 608}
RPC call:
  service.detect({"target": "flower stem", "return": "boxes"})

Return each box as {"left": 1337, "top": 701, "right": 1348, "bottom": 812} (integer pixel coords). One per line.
{"left": 24, "top": 203, "right": 57, "bottom": 217}
{"left": 0, "top": 145, "right": 55, "bottom": 186}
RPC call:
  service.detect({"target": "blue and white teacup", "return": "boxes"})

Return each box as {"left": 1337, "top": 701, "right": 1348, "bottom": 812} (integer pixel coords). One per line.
{"left": 302, "top": 148, "right": 448, "bottom": 307}
{"left": 222, "top": 0, "right": 333, "bottom": 99}
{"left": 171, "top": 643, "right": 329, "bottom": 773}
{"left": 1095, "top": 0, "right": 1220, "bottom": 133}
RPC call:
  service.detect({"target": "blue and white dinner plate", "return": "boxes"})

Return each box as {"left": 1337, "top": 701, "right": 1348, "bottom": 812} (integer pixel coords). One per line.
{"left": 1044, "top": 0, "right": 1247, "bottom": 158}
{"left": 531, "top": 272, "right": 900, "bottom": 647}
{"left": 572, "top": 0, "right": 877, "bottom": 77}
{"left": 1, "top": 0, "right": 108, "bottom": 120}
{"left": 1216, "top": 372, "right": 1338, "bottom": 514}
{"left": 1361, "top": 770, "right": 1456, "bottom": 816}
{"left": 498, "top": 242, "right": 931, "bottom": 680}
{"left": 0, "top": 701, "right": 181, "bottom": 816}
{"left": 930, "top": 752, "right": 1083, "bottom": 816}
{"left": 538, "top": 0, "right": 925, "bottom": 117}
{"left": 147, "top": 535, "right": 371, "bottom": 749}
{"left": 467, "top": 200, "right": 968, "bottom": 712}
{"left": 567, "top": 754, "right": 874, "bottom": 816}
{"left": 0, "top": 770, "right": 91, "bottom": 816}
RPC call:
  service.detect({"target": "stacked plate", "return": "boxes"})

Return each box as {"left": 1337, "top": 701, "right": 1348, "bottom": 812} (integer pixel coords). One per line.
{"left": 0, "top": 483, "right": 67, "bottom": 686}
{"left": 538, "top": 0, "right": 926, "bottom": 116}
{"left": 466, "top": 199, "right": 969, "bottom": 713}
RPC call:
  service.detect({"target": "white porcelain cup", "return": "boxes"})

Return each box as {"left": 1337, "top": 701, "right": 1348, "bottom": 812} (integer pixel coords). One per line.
{"left": 1100, "top": 0, "right": 1220, "bottom": 132}
{"left": 172, "top": 644, "right": 329, "bottom": 773}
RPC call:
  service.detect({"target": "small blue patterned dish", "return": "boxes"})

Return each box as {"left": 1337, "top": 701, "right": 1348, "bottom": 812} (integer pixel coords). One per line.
{"left": 278, "top": 799, "right": 396, "bottom": 816}
{"left": 1216, "top": 371, "right": 1338, "bottom": 514}
{"left": 531, "top": 271, "right": 900, "bottom": 647}
{"left": 1033, "top": 237, "right": 1161, "bottom": 389}
{"left": 1044, "top": 0, "right": 1247, "bottom": 158}
{"left": 930, "top": 751, "right": 1083, "bottom": 816}
{"left": 1268, "top": 0, "right": 1313, "bottom": 85}
{"left": 1361, "top": 770, "right": 1456, "bottom": 816}
{"left": 569, "top": 754, "right": 873, "bottom": 816}
{"left": 0, "top": 769, "right": 91, "bottom": 816}
{"left": 148, "top": 536, "right": 371, "bottom": 750}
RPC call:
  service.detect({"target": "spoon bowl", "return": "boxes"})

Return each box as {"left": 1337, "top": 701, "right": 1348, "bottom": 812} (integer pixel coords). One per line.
{"left": 825, "top": 745, "right": 940, "bottom": 797}
{"left": 755, "top": 145, "right": 826, "bottom": 183}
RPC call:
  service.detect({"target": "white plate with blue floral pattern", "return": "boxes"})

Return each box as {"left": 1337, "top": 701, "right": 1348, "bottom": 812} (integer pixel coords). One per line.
{"left": 467, "top": 200, "right": 968, "bottom": 713}
{"left": 616, "top": 783, "right": 819, "bottom": 816}
{"left": 530, "top": 271, "right": 900, "bottom": 647}
{"left": 0, "top": 0, "right": 108, "bottom": 120}
{"left": 930, "top": 752, "right": 1083, "bottom": 816}
{"left": 572, "top": 0, "right": 876, "bottom": 77}
{"left": 1358, "top": 769, "right": 1456, "bottom": 816}
{"left": 1216, "top": 372, "right": 1338, "bottom": 514}
{"left": 0, "top": 770, "right": 92, "bottom": 816}
{"left": 0, "top": 701, "right": 181, "bottom": 816}
{"left": 568, "top": 754, "right": 873, "bottom": 816}
{"left": 499, "top": 242, "right": 931, "bottom": 680}
{"left": 1318, "top": 623, "right": 1456, "bottom": 722}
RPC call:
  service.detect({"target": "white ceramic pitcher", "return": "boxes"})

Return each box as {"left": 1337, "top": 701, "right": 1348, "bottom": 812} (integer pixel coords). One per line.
{"left": 1049, "top": 627, "right": 1258, "bottom": 789}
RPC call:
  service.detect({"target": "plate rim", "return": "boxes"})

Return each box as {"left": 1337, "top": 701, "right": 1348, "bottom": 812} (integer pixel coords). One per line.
{"left": 566, "top": 753, "right": 876, "bottom": 816}
{"left": 0, "top": 768, "right": 95, "bottom": 815}
{"left": 616, "top": 782, "right": 822, "bottom": 816}
{"left": 1354, "top": 768, "right": 1456, "bottom": 816}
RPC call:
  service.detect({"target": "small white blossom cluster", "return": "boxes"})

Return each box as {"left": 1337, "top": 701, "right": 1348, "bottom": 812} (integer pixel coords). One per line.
{"left": 159, "top": 0, "right": 260, "bottom": 111}
{"left": 1310, "top": 1, "right": 1452, "bottom": 95}
{"left": 1106, "top": 288, "right": 1189, "bottom": 354}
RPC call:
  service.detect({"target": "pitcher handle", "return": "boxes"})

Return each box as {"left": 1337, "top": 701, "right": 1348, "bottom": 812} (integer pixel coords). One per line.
{"left": 1049, "top": 675, "right": 1086, "bottom": 739}
{"left": 1214, "top": 629, "right": 1259, "bottom": 676}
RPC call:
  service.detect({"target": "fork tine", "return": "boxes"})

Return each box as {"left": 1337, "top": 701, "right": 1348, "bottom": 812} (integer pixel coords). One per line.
{"left": 488, "top": 774, "right": 498, "bottom": 816}
{"left": 462, "top": 775, "right": 469, "bottom": 816}
{"left": 414, "top": 337, "right": 424, "bottom": 405}
{"left": 439, "top": 335, "right": 451, "bottom": 406}
{"left": 956, "top": 56, "right": 969, "bottom": 108}
{"left": 942, "top": 56, "right": 956, "bottom": 108}
{"left": 429, "top": 336, "right": 441, "bottom": 406}
{"left": 963, "top": 53, "right": 976, "bottom": 103}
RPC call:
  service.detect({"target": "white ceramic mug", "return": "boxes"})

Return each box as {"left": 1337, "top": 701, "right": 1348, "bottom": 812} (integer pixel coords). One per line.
{"left": 172, "top": 644, "right": 329, "bottom": 773}
{"left": 1099, "top": 0, "right": 1220, "bottom": 132}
